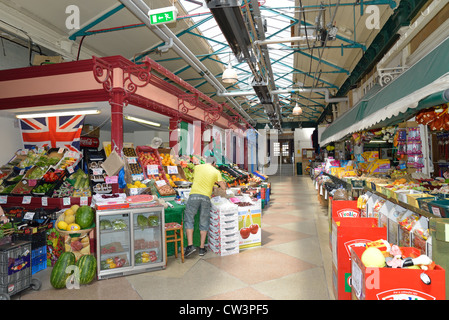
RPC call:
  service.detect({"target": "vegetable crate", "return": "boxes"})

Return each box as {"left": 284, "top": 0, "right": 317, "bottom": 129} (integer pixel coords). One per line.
{"left": 351, "top": 246, "right": 445, "bottom": 300}
{"left": 331, "top": 217, "right": 386, "bottom": 300}
{"left": 0, "top": 240, "right": 41, "bottom": 299}
{"left": 31, "top": 246, "right": 46, "bottom": 275}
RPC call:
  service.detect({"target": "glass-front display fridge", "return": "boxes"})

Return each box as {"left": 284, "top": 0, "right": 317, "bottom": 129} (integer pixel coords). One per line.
{"left": 96, "top": 206, "right": 165, "bottom": 280}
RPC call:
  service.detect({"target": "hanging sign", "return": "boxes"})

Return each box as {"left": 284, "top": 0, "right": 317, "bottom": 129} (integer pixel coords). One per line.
{"left": 80, "top": 136, "right": 99, "bottom": 148}
{"left": 148, "top": 6, "right": 178, "bottom": 25}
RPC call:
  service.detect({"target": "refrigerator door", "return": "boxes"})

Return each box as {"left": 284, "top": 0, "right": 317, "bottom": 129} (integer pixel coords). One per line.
{"left": 97, "top": 211, "right": 131, "bottom": 273}
{"left": 133, "top": 208, "right": 164, "bottom": 267}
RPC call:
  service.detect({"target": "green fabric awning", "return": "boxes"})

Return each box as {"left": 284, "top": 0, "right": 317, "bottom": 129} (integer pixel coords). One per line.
{"left": 320, "top": 36, "right": 449, "bottom": 145}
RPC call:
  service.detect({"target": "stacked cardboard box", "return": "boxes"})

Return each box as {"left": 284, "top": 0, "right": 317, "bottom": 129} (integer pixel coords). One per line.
{"left": 208, "top": 199, "right": 239, "bottom": 256}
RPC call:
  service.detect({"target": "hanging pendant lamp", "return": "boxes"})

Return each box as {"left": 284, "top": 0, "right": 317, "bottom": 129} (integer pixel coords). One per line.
{"left": 292, "top": 103, "right": 302, "bottom": 115}
{"left": 222, "top": 54, "right": 238, "bottom": 84}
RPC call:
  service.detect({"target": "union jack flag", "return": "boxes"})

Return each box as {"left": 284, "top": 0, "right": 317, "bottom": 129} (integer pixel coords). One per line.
{"left": 20, "top": 115, "right": 85, "bottom": 152}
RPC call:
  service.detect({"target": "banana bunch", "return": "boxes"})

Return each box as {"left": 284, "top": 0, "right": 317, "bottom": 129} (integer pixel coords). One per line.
{"left": 104, "top": 144, "right": 112, "bottom": 157}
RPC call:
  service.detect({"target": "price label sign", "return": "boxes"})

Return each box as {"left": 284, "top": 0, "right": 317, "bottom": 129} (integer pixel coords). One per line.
{"left": 22, "top": 196, "right": 32, "bottom": 204}
{"left": 156, "top": 179, "right": 167, "bottom": 187}
{"left": 147, "top": 165, "right": 159, "bottom": 175}
{"left": 132, "top": 174, "right": 144, "bottom": 181}
{"left": 63, "top": 197, "right": 71, "bottom": 206}
{"left": 80, "top": 196, "right": 88, "bottom": 206}
{"left": 67, "top": 166, "right": 75, "bottom": 174}
{"left": 127, "top": 157, "right": 137, "bottom": 164}
{"left": 105, "top": 176, "right": 118, "bottom": 184}
{"left": 42, "top": 197, "right": 48, "bottom": 206}
{"left": 0, "top": 196, "right": 7, "bottom": 204}
{"left": 66, "top": 151, "right": 78, "bottom": 158}
{"left": 92, "top": 168, "right": 103, "bottom": 175}
{"left": 167, "top": 166, "right": 178, "bottom": 174}
{"left": 23, "top": 212, "right": 35, "bottom": 220}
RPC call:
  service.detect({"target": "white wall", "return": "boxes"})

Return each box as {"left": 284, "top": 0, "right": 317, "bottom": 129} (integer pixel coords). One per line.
{"left": 294, "top": 128, "right": 314, "bottom": 157}
{"left": 98, "top": 129, "right": 169, "bottom": 149}
{"left": 0, "top": 117, "right": 24, "bottom": 165}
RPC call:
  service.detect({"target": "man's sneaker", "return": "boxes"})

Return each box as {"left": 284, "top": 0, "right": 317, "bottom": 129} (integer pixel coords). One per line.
{"left": 199, "top": 247, "right": 207, "bottom": 256}
{"left": 184, "top": 245, "right": 196, "bottom": 257}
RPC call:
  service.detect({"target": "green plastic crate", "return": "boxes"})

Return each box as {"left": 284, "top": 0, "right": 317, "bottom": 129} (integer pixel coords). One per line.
{"left": 428, "top": 199, "right": 449, "bottom": 218}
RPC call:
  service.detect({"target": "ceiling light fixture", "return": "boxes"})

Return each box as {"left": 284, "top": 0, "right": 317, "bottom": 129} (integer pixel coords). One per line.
{"left": 222, "top": 55, "right": 238, "bottom": 84}
{"left": 292, "top": 103, "right": 302, "bottom": 115}
{"left": 124, "top": 115, "right": 161, "bottom": 127}
{"left": 16, "top": 109, "right": 101, "bottom": 119}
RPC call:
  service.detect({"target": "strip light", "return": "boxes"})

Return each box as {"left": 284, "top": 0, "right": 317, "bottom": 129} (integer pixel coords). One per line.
{"left": 124, "top": 115, "right": 161, "bottom": 127}
{"left": 16, "top": 109, "right": 100, "bottom": 119}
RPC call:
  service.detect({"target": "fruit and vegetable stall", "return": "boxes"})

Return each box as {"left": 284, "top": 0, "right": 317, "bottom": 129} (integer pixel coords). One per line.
{"left": 0, "top": 144, "right": 268, "bottom": 296}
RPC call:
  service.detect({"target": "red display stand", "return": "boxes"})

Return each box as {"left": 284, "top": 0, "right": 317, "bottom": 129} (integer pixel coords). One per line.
{"left": 329, "top": 197, "right": 361, "bottom": 248}
{"left": 332, "top": 199, "right": 361, "bottom": 220}
{"left": 331, "top": 217, "right": 387, "bottom": 300}
{"left": 351, "top": 246, "right": 446, "bottom": 300}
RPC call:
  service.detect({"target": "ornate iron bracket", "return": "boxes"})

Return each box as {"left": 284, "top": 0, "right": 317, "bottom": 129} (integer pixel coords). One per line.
{"left": 123, "top": 64, "right": 152, "bottom": 95}
{"left": 178, "top": 93, "right": 199, "bottom": 114}
{"left": 204, "top": 103, "right": 223, "bottom": 125}
{"left": 377, "top": 66, "right": 408, "bottom": 86}
{"left": 227, "top": 115, "right": 240, "bottom": 128}
{"left": 93, "top": 56, "right": 113, "bottom": 92}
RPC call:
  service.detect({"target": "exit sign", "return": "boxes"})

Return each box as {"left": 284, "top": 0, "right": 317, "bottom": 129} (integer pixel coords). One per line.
{"left": 148, "top": 6, "right": 178, "bottom": 25}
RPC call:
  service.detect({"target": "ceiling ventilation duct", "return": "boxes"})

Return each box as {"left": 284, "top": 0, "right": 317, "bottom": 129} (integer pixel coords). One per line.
{"left": 205, "top": 0, "right": 254, "bottom": 64}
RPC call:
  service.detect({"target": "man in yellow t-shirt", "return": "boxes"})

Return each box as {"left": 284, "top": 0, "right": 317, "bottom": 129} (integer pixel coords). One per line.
{"left": 184, "top": 156, "right": 226, "bottom": 257}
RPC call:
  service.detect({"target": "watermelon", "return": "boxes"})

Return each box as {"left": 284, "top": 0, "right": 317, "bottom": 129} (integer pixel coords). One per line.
{"left": 50, "top": 252, "right": 76, "bottom": 289}
{"left": 75, "top": 205, "right": 95, "bottom": 229}
{"left": 76, "top": 254, "right": 97, "bottom": 285}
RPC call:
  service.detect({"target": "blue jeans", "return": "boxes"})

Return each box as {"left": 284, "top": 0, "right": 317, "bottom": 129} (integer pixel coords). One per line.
{"left": 184, "top": 194, "right": 211, "bottom": 231}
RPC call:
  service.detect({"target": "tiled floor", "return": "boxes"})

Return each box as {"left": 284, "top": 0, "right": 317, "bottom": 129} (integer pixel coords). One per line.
{"left": 16, "top": 175, "right": 334, "bottom": 300}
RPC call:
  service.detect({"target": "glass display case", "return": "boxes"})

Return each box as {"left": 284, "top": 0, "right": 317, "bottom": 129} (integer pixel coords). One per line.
{"left": 96, "top": 206, "right": 165, "bottom": 280}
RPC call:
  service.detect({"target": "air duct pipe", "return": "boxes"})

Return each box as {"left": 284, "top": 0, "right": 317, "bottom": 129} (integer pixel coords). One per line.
{"left": 217, "top": 87, "right": 349, "bottom": 103}
{"left": 254, "top": 35, "right": 316, "bottom": 46}
{"left": 120, "top": 0, "right": 255, "bottom": 125}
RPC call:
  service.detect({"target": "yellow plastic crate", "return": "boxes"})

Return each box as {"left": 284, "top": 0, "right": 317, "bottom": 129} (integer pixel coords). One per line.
{"left": 406, "top": 193, "right": 428, "bottom": 208}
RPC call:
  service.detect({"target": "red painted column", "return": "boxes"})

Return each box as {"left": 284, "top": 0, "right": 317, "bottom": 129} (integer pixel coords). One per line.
{"left": 110, "top": 89, "right": 125, "bottom": 155}
{"left": 169, "top": 118, "right": 179, "bottom": 155}
{"left": 201, "top": 122, "right": 207, "bottom": 157}
{"left": 244, "top": 136, "right": 248, "bottom": 171}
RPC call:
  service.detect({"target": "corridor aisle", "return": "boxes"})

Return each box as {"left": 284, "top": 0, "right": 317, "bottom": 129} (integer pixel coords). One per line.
{"left": 19, "top": 176, "right": 334, "bottom": 300}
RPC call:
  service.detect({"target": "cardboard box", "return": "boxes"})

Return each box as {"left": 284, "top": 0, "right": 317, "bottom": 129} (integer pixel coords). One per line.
{"left": 209, "top": 223, "right": 238, "bottom": 236}
{"left": 208, "top": 230, "right": 239, "bottom": 242}
{"left": 331, "top": 218, "right": 387, "bottom": 300}
{"left": 32, "top": 54, "right": 64, "bottom": 66}
{"left": 329, "top": 198, "right": 361, "bottom": 247}
{"left": 209, "top": 242, "right": 239, "bottom": 256}
{"left": 81, "top": 124, "right": 100, "bottom": 138}
{"left": 351, "top": 246, "right": 445, "bottom": 300}
{"left": 237, "top": 200, "right": 262, "bottom": 250}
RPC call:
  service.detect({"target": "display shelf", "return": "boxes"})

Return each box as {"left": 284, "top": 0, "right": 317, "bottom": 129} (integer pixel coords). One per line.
{"left": 365, "top": 188, "right": 435, "bottom": 219}
{"left": 0, "top": 195, "right": 91, "bottom": 210}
